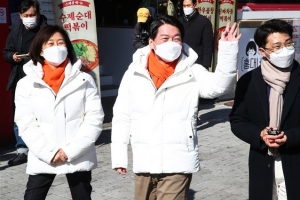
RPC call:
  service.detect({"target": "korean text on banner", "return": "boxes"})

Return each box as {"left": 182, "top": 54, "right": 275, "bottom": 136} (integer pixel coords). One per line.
{"left": 52, "top": 0, "right": 100, "bottom": 92}
{"left": 213, "top": 0, "right": 236, "bottom": 71}
{"left": 196, "top": 0, "right": 216, "bottom": 31}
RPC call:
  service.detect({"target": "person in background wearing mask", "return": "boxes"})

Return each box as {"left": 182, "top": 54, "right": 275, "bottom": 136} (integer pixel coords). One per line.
{"left": 132, "top": 7, "right": 156, "bottom": 50}
{"left": 3, "top": 0, "right": 47, "bottom": 166}
{"left": 230, "top": 19, "right": 300, "bottom": 200}
{"left": 178, "top": 0, "right": 213, "bottom": 70}
{"left": 111, "top": 15, "right": 241, "bottom": 199}
{"left": 14, "top": 25, "right": 104, "bottom": 199}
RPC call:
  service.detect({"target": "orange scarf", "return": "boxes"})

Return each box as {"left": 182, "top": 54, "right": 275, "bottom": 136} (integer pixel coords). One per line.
{"left": 147, "top": 50, "right": 178, "bottom": 89}
{"left": 42, "top": 59, "right": 68, "bottom": 94}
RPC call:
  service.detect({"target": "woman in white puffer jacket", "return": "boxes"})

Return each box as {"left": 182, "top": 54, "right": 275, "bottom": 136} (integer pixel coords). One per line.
{"left": 14, "top": 25, "right": 104, "bottom": 200}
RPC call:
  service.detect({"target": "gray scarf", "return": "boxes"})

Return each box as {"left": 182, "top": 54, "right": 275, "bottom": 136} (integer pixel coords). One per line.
{"left": 261, "top": 58, "right": 291, "bottom": 156}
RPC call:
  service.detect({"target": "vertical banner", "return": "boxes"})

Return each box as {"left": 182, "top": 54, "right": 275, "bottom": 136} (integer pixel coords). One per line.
{"left": 47, "top": 0, "right": 100, "bottom": 92}
{"left": 196, "top": 0, "right": 216, "bottom": 31}
{"left": 213, "top": 0, "right": 236, "bottom": 71}
{"left": 196, "top": 0, "right": 217, "bottom": 71}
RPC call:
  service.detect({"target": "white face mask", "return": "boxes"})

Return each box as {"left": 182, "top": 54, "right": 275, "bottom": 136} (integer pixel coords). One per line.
{"left": 154, "top": 41, "right": 182, "bottom": 62}
{"left": 42, "top": 46, "right": 68, "bottom": 66}
{"left": 22, "top": 17, "right": 38, "bottom": 29}
{"left": 266, "top": 47, "right": 295, "bottom": 68}
{"left": 183, "top": 8, "right": 194, "bottom": 16}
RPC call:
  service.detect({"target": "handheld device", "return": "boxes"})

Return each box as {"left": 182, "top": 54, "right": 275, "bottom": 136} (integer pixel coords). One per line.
{"left": 16, "top": 54, "right": 29, "bottom": 59}
{"left": 267, "top": 128, "right": 280, "bottom": 135}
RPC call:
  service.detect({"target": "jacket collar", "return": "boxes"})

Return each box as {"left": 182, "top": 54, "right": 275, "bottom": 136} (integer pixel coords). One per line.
{"left": 253, "top": 67, "right": 269, "bottom": 123}
{"left": 23, "top": 59, "right": 82, "bottom": 82}
{"left": 183, "top": 9, "right": 198, "bottom": 22}
{"left": 281, "top": 61, "right": 300, "bottom": 125}
{"left": 132, "top": 43, "right": 198, "bottom": 73}
{"left": 131, "top": 43, "right": 198, "bottom": 94}
{"left": 253, "top": 61, "right": 300, "bottom": 126}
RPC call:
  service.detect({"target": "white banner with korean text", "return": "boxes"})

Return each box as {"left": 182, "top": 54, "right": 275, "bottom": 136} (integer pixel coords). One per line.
{"left": 39, "top": 0, "right": 100, "bottom": 93}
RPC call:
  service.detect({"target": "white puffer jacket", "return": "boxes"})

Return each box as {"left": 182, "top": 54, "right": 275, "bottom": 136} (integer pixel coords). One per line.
{"left": 15, "top": 59, "right": 104, "bottom": 175}
{"left": 111, "top": 41, "right": 238, "bottom": 174}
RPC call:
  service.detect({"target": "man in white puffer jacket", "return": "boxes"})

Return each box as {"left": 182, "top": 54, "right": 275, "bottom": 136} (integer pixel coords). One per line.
{"left": 111, "top": 15, "right": 241, "bottom": 200}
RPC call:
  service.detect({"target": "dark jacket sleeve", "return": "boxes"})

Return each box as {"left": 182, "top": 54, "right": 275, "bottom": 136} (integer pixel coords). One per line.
{"left": 201, "top": 19, "right": 213, "bottom": 68}
{"left": 229, "top": 73, "right": 267, "bottom": 149}
{"left": 132, "top": 22, "right": 146, "bottom": 50}
{"left": 3, "top": 30, "right": 18, "bottom": 64}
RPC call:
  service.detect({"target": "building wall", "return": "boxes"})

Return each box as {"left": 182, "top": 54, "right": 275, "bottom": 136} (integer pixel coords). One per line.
{"left": 97, "top": 27, "right": 135, "bottom": 86}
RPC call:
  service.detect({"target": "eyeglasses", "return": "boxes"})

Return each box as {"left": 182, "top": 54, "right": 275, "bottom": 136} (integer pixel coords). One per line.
{"left": 263, "top": 42, "right": 295, "bottom": 54}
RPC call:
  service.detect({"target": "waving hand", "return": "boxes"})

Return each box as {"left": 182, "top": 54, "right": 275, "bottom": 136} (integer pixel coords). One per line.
{"left": 220, "top": 22, "right": 242, "bottom": 42}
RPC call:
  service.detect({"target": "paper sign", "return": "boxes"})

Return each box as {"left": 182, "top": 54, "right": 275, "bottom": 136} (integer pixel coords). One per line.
{"left": 0, "top": 7, "right": 7, "bottom": 24}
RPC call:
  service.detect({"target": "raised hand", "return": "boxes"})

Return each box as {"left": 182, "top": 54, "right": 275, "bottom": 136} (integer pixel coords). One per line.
{"left": 220, "top": 22, "right": 242, "bottom": 42}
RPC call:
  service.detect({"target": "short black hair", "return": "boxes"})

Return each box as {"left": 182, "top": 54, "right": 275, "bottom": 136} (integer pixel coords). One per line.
{"left": 29, "top": 25, "right": 77, "bottom": 65}
{"left": 246, "top": 41, "right": 257, "bottom": 56}
{"left": 149, "top": 15, "right": 185, "bottom": 40}
{"left": 18, "top": 0, "right": 40, "bottom": 15}
{"left": 254, "top": 19, "right": 293, "bottom": 48}
{"left": 181, "top": 0, "right": 197, "bottom": 5}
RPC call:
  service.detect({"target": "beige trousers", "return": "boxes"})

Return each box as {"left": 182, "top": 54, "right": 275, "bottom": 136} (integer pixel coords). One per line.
{"left": 134, "top": 173, "right": 192, "bottom": 200}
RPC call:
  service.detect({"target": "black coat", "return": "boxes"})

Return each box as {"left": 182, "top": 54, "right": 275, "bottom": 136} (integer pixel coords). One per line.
{"left": 178, "top": 12, "right": 213, "bottom": 69}
{"left": 230, "top": 61, "right": 300, "bottom": 200}
{"left": 132, "top": 7, "right": 156, "bottom": 50}
{"left": 3, "top": 15, "right": 47, "bottom": 91}
{"left": 132, "top": 22, "right": 151, "bottom": 50}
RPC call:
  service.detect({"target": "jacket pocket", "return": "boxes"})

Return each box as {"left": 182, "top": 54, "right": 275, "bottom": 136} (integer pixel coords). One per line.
{"left": 186, "top": 120, "right": 197, "bottom": 152}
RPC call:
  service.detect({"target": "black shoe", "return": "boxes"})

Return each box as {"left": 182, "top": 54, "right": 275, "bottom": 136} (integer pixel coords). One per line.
{"left": 8, "top": 153, "right": 28, "bottom": 166}
{"left": 199, "top": 98, "right": 216, "bottom": 104}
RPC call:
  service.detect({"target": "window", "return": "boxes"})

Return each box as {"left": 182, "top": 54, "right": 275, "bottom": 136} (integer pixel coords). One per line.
{"left": 94, "top": 0, "right": 180, "bottom": 27}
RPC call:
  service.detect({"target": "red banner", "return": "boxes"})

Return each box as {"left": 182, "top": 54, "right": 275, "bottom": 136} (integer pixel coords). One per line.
{"left": 199, "top": 0, "right": 214, "bottom": 4}
{"left": 58, "top": 1, "right": 90, "bottom": 9}
{"left": 219, "top": 0, "right": 234, "bottom": 5}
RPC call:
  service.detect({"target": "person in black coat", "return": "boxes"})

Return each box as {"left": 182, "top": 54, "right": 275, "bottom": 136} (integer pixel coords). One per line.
{"left": 3, "top": 0, "right": 47, "bottom": 166}
{"left": 230, "top": 19, "right": 300, "bottom": 200}
{"left": 132, "top": 7, "right": 156, "bottom": 50}
{"left": 178, "top": 0, "right": 213, "bottom": 69}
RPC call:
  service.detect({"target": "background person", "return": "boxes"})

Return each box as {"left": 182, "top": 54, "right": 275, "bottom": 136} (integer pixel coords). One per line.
{"left": 14, "top": 25, "right": 104, "bottom": 200}
{"left": 230, "top": 19, "right": 300, "bottom": 200}
{"left": 112, "top": 15, "right": 241, "bottom": 200}
{"left": 3, "top": 0, "right": 47, "bottom": 166}
{"left": 178, "top": 0, "right": 214, "bottom": 70}
{"left": 132, "top": 7, "right": 156, "bottom": 50}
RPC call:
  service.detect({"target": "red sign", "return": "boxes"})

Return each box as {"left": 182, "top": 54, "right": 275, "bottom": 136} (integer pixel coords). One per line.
{"left": 58, "top": 1, "right": 90, "bottom": 9}
{"left": 219, "top": 0, "right": 234, "bottom": 5}
{"left": 199, "top": 0, "right": 214, "bottom": 4}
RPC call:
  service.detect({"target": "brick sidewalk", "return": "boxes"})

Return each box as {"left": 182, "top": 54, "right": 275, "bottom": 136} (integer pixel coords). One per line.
{"left": 0, "top": 99, "right": 249, "bottom": 200}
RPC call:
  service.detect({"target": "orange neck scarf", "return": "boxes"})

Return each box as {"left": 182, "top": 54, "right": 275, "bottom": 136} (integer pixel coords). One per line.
{"left": 42, "top": 59, "right": 68, "bottom": 94}
{"left": 147, "top": 50, "right": 178, "bottom": 89}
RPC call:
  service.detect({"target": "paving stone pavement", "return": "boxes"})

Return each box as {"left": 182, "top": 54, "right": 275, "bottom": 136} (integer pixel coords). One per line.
{"left": 0, "top": 97, "right": 249, "bottom": 200}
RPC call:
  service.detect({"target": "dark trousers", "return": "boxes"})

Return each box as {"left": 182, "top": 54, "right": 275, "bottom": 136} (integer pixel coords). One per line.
{"left": 24, "top": 171, "right": 92, "bottom": 200}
